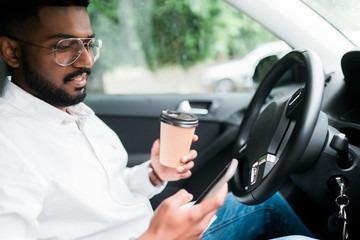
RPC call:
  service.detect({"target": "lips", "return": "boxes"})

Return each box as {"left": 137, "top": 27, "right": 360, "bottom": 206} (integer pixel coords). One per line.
{"left": 69, "top": 73, "right": 87, "bottom": 88}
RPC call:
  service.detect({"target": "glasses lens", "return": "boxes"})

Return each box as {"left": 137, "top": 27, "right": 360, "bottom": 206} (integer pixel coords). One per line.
{"left": 55, "top": 39, "right": 82, "bottom": 66}
{"left": 55, "top": 38, "right": 102, "bottom": 66}
{"left": 87, "top": 38, "right": 102, "bottom": 63}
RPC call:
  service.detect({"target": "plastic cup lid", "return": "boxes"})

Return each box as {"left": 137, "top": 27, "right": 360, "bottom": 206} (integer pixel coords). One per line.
{"left": 160, "top": 109, "right": 199, "bottom": 128}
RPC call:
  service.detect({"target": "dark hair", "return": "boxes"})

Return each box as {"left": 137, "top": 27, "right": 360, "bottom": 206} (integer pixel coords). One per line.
{"left": 0, "top": 0, "right": 90, "bottom": 37}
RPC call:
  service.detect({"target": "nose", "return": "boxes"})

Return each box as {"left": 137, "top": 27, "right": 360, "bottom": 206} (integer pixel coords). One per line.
{"left": 72, "top": 46, "right": 94, "bottom": 68}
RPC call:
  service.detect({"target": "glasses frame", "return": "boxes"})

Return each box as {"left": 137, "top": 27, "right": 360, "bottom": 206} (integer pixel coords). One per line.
{"left": 7, "top": 36, "right": 102, "bottom": 67}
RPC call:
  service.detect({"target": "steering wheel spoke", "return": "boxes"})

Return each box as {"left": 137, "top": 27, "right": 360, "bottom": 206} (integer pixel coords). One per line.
{"left": 248, "top": 153, "right": 278, "bottom": 189}
{"left": 287, "top": 87, "right": 306, "bottom": 119}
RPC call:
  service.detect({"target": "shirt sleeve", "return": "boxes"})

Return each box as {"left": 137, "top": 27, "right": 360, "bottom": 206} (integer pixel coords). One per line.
{"left": 0, "top": 136, "right": 47, "bottom": 240}
{"left": 123, "top": 160, "right": 167, "bottom": 198}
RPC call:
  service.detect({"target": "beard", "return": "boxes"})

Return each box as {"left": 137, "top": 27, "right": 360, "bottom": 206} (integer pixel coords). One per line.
{"left": 21, "top": 56, "right": 91, "bottom": 107}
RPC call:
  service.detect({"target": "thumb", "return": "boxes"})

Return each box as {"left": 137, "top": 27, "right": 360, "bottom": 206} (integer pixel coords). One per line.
{"left": 168, "top": 189, "right": 194, "bottom": 208}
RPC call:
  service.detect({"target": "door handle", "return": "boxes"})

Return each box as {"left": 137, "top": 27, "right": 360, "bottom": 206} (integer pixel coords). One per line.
{"left": 177, "top": 100, "right": 209, "bottom": 115}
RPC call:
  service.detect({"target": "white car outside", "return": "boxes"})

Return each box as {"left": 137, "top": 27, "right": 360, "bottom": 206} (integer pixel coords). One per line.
{"left": 201, "top": 41, "right": 291, "bottom": 92}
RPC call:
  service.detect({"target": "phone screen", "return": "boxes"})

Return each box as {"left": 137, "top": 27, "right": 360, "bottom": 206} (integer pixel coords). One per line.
{"left": 194, "top": 159, "right": 238, "bottom": 204}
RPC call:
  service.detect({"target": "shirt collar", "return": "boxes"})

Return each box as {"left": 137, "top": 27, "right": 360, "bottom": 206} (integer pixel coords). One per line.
{"left": 1, "top": 77, "right": 94, "bottom": 126}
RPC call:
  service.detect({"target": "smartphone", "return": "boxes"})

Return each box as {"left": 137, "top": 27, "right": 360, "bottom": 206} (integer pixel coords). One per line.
{"left": 194, "top": 158, "right": 238, "bottom": 204}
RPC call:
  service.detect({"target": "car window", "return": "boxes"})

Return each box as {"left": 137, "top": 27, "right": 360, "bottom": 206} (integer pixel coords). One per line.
{"left": 87, "top": 0, "right": 292, "bottom": 94}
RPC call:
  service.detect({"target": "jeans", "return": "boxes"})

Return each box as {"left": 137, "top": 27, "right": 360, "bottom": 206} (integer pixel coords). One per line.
{"left": 202, "top": 192, "right": 317, "bottom": 240}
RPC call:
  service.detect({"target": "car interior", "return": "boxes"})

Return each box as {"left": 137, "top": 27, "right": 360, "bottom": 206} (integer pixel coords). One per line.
{"left": 1, "top": 0, "right": 359, "bottom": 239}
{"left": 80, "top": 48, "right": 360, "bottom": 239}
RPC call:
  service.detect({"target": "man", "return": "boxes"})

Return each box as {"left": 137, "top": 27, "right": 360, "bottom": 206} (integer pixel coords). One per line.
{"left": 0, "top": 1, "right": 316, "bottom": 239}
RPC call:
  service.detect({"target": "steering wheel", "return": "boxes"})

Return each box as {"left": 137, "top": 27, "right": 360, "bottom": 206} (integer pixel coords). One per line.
{"left": 229, "top": 50, "right": 325, "bottom": 205}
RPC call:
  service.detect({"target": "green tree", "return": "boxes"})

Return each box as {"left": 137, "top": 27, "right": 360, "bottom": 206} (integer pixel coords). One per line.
{"left": 142, "top": 0, "right": 277, "bottom": 69}
{"left": 88, "top": 0, "right": 120, "bottom": 23}
{"left": 144, "top": 0, "right": 214, "bottom": 69}
{"left": 88, "top": 0, "right": 278, "bottom": 71}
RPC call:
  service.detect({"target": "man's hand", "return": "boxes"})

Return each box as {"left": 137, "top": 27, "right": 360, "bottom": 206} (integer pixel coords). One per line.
{"left": 139, "top": 183, "right": 228, "bottom": 240}
{"left": 150, "top": 135, "right": 198, "bottom": 182}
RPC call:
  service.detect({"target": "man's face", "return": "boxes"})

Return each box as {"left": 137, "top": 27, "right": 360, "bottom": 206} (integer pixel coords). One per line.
{"left": 20, "top": 6, "right": 95, "bottom": 108}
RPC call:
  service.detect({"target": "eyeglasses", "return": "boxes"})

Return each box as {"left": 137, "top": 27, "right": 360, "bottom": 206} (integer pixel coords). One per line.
{"left": 8, "top": 36, "right": 102, "bottom": 67}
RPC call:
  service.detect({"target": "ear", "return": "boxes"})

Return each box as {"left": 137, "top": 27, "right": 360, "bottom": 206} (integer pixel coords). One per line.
{"left": 0, "top": 36, "right": 21, "bottom": 69}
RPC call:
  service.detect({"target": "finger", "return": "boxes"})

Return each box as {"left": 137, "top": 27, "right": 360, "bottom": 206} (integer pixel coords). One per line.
{"left": 202, "top": 209, "right": 217, "bottom": 227}
{"left": 166, "top": 189, "right": 194, "bottom": 208}
{"left": 153, "top": 138, "right": 160, "bottom": 147}
{"left": 192, "top": 134, "right": 199, "bottom": 142}
{"left": 151, "top": 139, "right": 160, "bottom": 154}
{"left": 177, "top": 161, "right": 194, "bottom": 173}
{"left": 181, "top": 150, "right": 198, "bottom": 164}
{"left": 177, "top": 170, "right": 192, "bottom": 179}
{"left": 198, "top": 209, "right": 218, "bottom": 234}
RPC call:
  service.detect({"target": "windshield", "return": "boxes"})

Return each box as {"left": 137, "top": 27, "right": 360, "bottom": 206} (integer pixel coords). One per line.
{"left": 301, "top": 0, "right": 360, "bottom": 46}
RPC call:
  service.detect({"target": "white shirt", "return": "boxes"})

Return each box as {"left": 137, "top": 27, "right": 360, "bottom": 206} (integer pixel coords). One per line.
{"left": 0, "top": 79, "right": 165, "bottom": 240}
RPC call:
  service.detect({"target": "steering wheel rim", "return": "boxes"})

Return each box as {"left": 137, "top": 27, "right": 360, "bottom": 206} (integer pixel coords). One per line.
{"left": 230, "top": 50, "right": 325, "bottom": 205}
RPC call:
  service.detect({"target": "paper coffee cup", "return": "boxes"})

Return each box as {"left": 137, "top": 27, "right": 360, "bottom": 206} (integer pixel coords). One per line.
{"left": 159, "top": 109, "right": 199, "bottom": 168}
